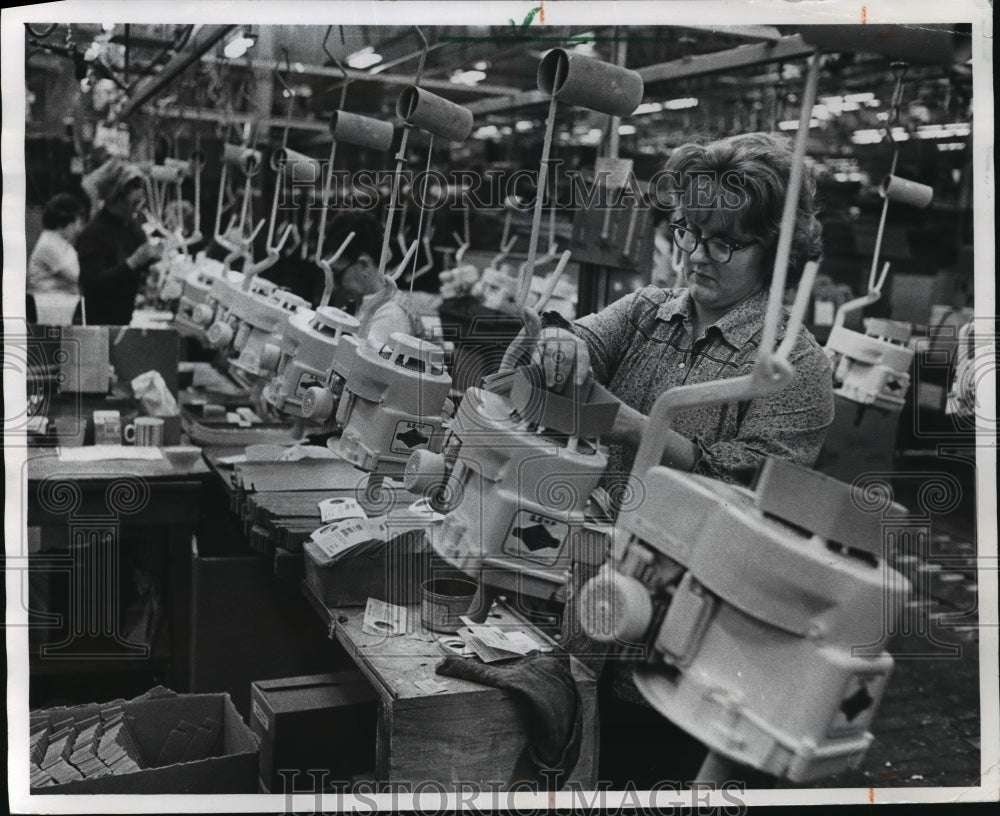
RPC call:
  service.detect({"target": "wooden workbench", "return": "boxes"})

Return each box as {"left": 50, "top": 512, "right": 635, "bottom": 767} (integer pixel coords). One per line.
{"left": 25, "top": 447, "right": 209, "bottom": 691}
{"left": 302, "top": 585, "right": 598, "bottom": 790}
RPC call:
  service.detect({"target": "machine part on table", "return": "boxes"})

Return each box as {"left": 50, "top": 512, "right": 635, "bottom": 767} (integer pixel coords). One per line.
{"left": 330, "top": 332, "right": 452, "bottom": 478}
{"left": 404, "top": 365, "right": 621, "bottom": 614}
{"left": 207, "top": 282, "right": 311, "bottom": 387}
{"left": 262, "top": 306, "right": 361, "bottom": 420}
{"left": 579, "top": 457, "right": 910, "bottom": 783}
{"left": 826, "top": 317, "right": 915, "bottom": 411}
{"left": 172, "top": 257, "right": 235, "bottom": 344}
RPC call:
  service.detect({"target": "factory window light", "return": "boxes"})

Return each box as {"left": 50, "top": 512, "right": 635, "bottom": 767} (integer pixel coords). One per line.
{"left": 778, "top": 119, "right": 820, "bottom": 130}
{"left": 618, "top": 124, "right": 637, "bottom": 135}
{"left": 634, "top": 102, "right": 663, "bottom": 116}
{"left": 662, "top": 97, "right": 698, "bottom": 111}
{"left": 224, "top": 30, "right": 257, "bottom": 60}
{"left": 450, "top": 69, "right": 487, "bottom": 86}
{"left": 346, "top": 46, "right": 382, "bottom": 69}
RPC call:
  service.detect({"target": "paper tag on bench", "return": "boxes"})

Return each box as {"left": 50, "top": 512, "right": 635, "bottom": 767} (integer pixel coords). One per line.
{"left": 318, "top": 497, "right": 368, "bottom": 523}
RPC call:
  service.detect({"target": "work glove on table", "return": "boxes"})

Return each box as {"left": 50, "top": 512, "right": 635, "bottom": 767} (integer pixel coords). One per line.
{"left": 436, "top": 651, "right": 582, "bottom": 786}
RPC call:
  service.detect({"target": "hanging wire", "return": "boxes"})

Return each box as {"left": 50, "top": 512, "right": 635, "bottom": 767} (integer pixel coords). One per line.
{"left": 315, "top": 26, "right": 352, "bottom": 264}
{"left": 376, "top": 26, "right": 429, "bottom": 280}
{"left": 868, "top": 62, "right": 909, "bottom": 290}
{"left": 266, "top": 47, "right": 297, "bottom": 248}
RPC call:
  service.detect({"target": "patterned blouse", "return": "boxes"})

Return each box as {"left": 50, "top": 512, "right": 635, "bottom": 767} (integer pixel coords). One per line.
{"left": 573, "top": 286, "right": 834, "bottom": 493}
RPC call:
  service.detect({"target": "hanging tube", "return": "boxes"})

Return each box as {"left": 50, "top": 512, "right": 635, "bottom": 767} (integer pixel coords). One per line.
{"left": 269, "top": 147, "right": 322, "bottom": 182}
{"left": 330, "top": 110, "right": 395, "bottom": 151}
{"left": 396, "top": 86, "right": 474, "bottom": 143}
{"left": 222, "top": 143, "right": 262, "bottom": 176}
{"left": 537, "top": 49, "right": 644, "bottom": 117}
{"left": 880, "top": 175, "right": 934, "bottom": 208}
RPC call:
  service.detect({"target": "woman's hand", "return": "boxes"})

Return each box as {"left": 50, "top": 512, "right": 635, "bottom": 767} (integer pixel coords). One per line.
{"left": 126, "top": 242, "right": 162, "bottom": 271}
{"left": 531, "top": 327, "right": 591, "bottom": 391}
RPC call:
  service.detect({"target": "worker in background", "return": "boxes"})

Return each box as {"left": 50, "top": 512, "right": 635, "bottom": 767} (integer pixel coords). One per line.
{"left": 26, "top": 193, "right": 86, "bottom": 324}
{"left": 76, "top": 161, "right": 162, "bottom": 325}
{"left": 323, "top": 210, "right": 418, "bottom": 348}
{"left": 523, "top": 132, "right": 834, "bottom": 510}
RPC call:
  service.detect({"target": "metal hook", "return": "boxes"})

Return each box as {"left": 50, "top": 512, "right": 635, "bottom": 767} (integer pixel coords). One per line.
{"left": 317, "top": 230, "right": 356, "bottom": 307}
{"left": 391, "top": 239, "right": 421, "bottom": 282}
{"left": 396, "top": 198, "right": 410, "bottom": 257}
{"left": 315, "top": 26, "right": 353, "bottom": 265}
{"left": 412, "top": 26, "right": 429, "bottom": 87}
{"left": 321, "top": 25, "right": 352, "bottom": 111}
{"left": 273, "top": 46, "right": 297, "bottom": 149}
{"left": 883, "top": 61, "right": 909, "bottom": 150}
{"left": 532, "top": 250, "right": 572, "bottom": 312}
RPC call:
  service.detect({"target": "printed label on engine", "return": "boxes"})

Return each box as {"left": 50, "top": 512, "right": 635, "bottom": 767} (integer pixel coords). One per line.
{"left": 391, "top": 420, "right": 433, "bottom": 453}
{"left": 501, "top": 510, "right": 568, "bottom": 565}
{"left": 827, "top": 672, "right": 883, "bottom": 737}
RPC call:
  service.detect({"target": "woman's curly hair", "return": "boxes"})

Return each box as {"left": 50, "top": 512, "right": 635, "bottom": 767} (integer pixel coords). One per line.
{"left": 661, "top": 132, "right": 823, "bottom": 285}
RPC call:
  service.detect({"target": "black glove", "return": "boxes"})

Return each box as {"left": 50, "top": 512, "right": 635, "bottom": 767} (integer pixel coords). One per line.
{"left": 436, "top": 651, "right": 582, "bottom": 786}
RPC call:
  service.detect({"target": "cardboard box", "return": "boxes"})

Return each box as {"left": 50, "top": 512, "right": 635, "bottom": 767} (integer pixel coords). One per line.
{"left": 250, "top": 672, "right": 378, "bottom": 793}
{"left": 30, "top": 690, "right": 259, "bottom": 794}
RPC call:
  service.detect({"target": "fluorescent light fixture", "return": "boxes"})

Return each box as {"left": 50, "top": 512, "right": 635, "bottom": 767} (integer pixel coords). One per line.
{"left": 663, "top": 97, "right": 698, "bottom": 111}
{"left": 346, "top": 46, "right": 382, "bottom": 69}
{"left": 474, "top": 61, "right": 490, "bottom": 71}
{"left": 618, "top": 124, "right": 637, "bottom": 135}
{"left": 450, "top": 69, "right": 487, "bottom": 86}
{"left": 101, "top": 23, "right": 115, "bottom": 32}
{"left": 571, "top": 32, "right": 597, "bottom": 56}
{"left": 851, "top": 127, "right": 909, "bottom": 145}
{"left": 634, "top": 102, "right": 663, "bottom": 116}
{"left": 937, "top": 142, "right": 966, "bottom": 151}
{"left": 916, "top": 123, "right": 971, "bottom": 139}
{"left": 778, "top": 119, "right": 820, "bottom": 130}
{"left": 515, "top": 120, "right": 535, "bottom": 132}
{"left": 473, "top": 125, "right": 500, "bottom": 139}
{"left": 844, "top": 92, "right": 875, "bottom": 104}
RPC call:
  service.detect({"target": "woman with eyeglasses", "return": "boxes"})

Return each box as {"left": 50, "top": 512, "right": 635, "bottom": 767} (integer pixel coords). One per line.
{"left": 527, "top": 132, "right": 834, "bottom": 507}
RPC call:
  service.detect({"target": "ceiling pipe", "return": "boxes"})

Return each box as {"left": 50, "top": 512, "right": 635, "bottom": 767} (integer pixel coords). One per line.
{"left": 200, "top": 54, "right": 521, "bottom": 97}
{"left": 112, "top": 24, "right": 235, "bottom": 122}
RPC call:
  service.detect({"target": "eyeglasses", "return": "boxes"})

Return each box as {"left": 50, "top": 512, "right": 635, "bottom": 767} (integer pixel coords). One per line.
{"left": 668, "top": 223, "right": 759, "bottom": 264}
